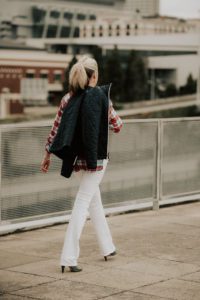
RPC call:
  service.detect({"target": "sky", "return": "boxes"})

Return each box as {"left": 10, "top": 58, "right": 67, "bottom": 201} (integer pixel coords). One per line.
{"left": 160, "top": 0, "right": 200, "bottom": 19}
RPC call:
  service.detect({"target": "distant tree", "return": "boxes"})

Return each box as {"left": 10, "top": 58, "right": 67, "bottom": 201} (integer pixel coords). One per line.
{"left": 62, "top": 56, "right": 78, "bottom": 94}
{"left": 103, "top": 46, "right": 124, "bottom": 102}
{"left": 91, "top": 46, "right": 105, "bottom": 85}
{"left": 124, "top": 50, "right": 148, "bottom": 102}
{"left": 165, "top": 83, "right": 177, "bottom": 97}
{"left": 179, "top": 74, "right": 197, "bottom": 95}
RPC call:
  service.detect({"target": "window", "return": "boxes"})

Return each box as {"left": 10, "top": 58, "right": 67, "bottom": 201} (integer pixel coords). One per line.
{"left": 60, "top": 26, "right": 70, "bottom": 38}
{"left": 77, "top": 14, "right": 86, "bottom": 20}
{"left": 54, "top": 72, "right": 62, "bottom": 82}
{"left": 89, "top": 14, "right": 96, "bottom": 20}
{"left": 40, "top": 73, "right": 48, "bottom": 79}
{"left": 50, "top": 10, "right": 60, "bottom": 19}
{"left": 32, "top": 24, "right": 44, "bottom": 38}
{"left": 73, "top": 27, "right": 80, "bottom": 38}
{"left": 64, "top": 12, "right": 73, "bottom": 20}
{"left": 47, "top": 25, "right": 57, "bottom": 38}
{"left": 26, "top": 71, "right": 35, "bottom": 78}
{"left": 32, "top": 6, "right": 46, "bottom": 23}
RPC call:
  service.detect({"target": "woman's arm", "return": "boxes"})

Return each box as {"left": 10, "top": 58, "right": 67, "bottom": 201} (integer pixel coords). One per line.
{"left": 109, "top": 100, "right": 123, "bottom": 133}
{"left": 45, "top": 93, "right": 71, "bottom": 152}
{"left": 41, "top": 93, "right": 70, "bottom": 173}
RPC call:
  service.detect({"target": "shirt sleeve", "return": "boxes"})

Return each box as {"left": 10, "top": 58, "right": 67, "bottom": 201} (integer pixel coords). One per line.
{"left": 45, "top": 93, "right": 70, "bottom": 153}
{"left": 109, "top": 100, "right": 123, "bottom": 133}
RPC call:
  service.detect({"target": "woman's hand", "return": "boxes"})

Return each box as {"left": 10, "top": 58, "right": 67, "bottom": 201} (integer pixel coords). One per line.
{"left": 41, "top": 151, "right": 51, "bottom": 173}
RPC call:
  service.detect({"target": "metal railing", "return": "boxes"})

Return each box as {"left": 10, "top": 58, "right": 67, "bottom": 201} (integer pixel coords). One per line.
{"left": 0, "top": 117, "right": 200, "bottom": 233}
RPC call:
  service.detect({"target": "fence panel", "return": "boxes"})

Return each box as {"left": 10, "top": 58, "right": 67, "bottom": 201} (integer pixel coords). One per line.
{"left": 1, "top": 124, "right": 78, "bottom": 222}
{"left": 162, "top": 119, "right": 200, "bottom": 198}
{"left": 102, "top": 121, "right": 158, "bottom": 206}
{"left": 0, "top": 120, "right": 158, "bottom": 224}
{"left": 1, "top": 117, "right": 200, "bottom": 228}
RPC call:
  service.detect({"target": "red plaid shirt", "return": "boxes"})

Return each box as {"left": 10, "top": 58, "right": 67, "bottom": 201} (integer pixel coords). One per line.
{"left": 45, "top": 92, "right": 123, "bottom": 172}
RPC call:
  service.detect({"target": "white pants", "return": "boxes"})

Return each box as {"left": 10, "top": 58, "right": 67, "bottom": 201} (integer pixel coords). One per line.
{"left": 60, "top": 159, "right": 116, "bottom": 266}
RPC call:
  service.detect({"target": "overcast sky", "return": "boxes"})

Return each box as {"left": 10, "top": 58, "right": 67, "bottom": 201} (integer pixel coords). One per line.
{"left": 160, "top": 0, "right": 200, "bottom": 18}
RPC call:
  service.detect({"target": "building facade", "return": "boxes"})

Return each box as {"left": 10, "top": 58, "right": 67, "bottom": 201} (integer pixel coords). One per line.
{"left": 0, "top": 50, "right": 74, "bottom": 105}
{"left": 0, "top": 0, "right": 160, "bottom": 41}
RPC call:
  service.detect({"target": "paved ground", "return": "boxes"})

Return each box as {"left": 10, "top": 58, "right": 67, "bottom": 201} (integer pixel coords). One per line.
{"left": 0, "top": 201, "right": 200, "bottom": 300}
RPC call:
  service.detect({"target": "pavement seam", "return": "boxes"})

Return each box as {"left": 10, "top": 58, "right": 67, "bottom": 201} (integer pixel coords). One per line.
{"left": 94, "top": 287, "right": 174, "bottom": 300}
{"left": 172, "top": 222, "right": 200, "bottom": 228}
{"left": 60, "top": 274, "right": 175, "bottom": 295}
{"left": 124, "top": 290, "right": 174, "bottom": 300}
{"left": 3, "top": 258, "right": 53, "bottom": 271}
{"left": 130, "top": 277, "right": 174, "bottom": 291}
{"left": 5, "top": 262, "right": 109, "bottom": 281}
{"left": 2, "top": 273, "right": 124, "bottom": 296}
{"left": 130, "top": 275, "right": 200, "bottom": 298}
{"left": 1, "top": 268, "right": 58, "bottom": 280}
{"left": 95, "top": 290, "right": 131, "bottom": 299}
{"left": 143, "top": 253, "right": 200, "bottom": 266}
{"left": 178, "top": 269, "right": 200, "bottom": 283}
{"left": 179, "top": 278, "right": 200, "bottom": 284}
{"left": 60, "top": 277, "right": 122, "bottom": 289}
{"left": 0, "top": 278, "right": 61, "bottom": 298}
{"left": 12, "top": 278, "right": 124, "bottom": 300}
{"left": 2, "top": 291, "right": 39, "bottom": 300}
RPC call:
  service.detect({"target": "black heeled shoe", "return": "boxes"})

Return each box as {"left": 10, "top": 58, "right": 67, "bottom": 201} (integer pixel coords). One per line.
{"left": 104, "top": 251, "right": 117, "bottom": 261}
{"left": 61, "top": 265, "right": 82, "bottom": 273}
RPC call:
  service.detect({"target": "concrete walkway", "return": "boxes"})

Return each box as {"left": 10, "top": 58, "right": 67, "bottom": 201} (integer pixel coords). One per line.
{"left": 0, "top": 201, "right": 200, "bottom": 299}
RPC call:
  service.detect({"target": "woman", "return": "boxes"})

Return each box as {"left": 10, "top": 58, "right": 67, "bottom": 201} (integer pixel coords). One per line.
{"left": 41, "top": 56, "right": 123, "bottom": 273}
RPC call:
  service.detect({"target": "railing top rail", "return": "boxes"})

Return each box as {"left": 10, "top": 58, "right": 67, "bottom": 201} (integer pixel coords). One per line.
{"left": 124, "top": 117, "right": 200, "bottom": 123}
{"left": 1, "top": 116, "right": 200, "bottom": 131}
{"left": 0, "top": 120, "right": 52, "bottom": 131}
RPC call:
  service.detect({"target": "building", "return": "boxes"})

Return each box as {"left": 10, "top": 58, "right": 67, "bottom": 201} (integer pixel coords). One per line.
{"left": 0, "top": 0, "right": 199, "bottom": 104}
{"left": 0, "top": 49, "right": 73, "bottom": 106}
{"left": 0, "top": 0, "right": 198, "bottom": 54}
{"left": 148, "top": 54, "right": 199, "bottom": 99}
{"left": 0, "top": 0, "right": 198, "bottom": 53}
{"left": 0, "top": 0, "right": 159, "bottom": 42}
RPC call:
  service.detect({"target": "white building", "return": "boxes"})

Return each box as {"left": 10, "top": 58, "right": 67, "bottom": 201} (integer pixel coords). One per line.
{"left": 0, "top": 0, "right": 198, "bottom": 54}
{"left": 148, "top": 54, "right": 199, "bottom": 88}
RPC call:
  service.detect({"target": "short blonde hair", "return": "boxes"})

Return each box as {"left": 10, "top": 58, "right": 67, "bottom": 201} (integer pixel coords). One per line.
{"left": 69, "top": 56, "right": 98, "bottom": 93}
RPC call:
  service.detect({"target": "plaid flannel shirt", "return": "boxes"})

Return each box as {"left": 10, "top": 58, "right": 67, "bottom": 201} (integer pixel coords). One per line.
{"left": 45, "top": 92, "right": 123, "bottom": 172}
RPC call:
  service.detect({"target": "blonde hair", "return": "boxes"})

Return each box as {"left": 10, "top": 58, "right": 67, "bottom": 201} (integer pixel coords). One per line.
{"left": 69, "top": 56, "right": 98, "bottom": 94}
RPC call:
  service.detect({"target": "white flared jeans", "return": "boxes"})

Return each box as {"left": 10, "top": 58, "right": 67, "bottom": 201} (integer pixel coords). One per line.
{"left": 60, "top": 159, "right": 116, "bottom": 266}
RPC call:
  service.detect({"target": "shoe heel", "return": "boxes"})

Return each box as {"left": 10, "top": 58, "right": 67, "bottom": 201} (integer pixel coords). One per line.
{"left": 61, "top": 266, "right": 65, "bottom": 273}
{"left": 104, "top": 251, "right": 116, "bottom": 261}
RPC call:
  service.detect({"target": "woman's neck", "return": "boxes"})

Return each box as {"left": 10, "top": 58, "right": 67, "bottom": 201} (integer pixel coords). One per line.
{"left": 88, "top": 78, "right": 97, "bottom": 87}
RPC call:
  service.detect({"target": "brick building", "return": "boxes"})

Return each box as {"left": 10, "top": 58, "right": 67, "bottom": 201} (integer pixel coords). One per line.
{"left": 0, "top": 49, "right": 73, "bottom": 106}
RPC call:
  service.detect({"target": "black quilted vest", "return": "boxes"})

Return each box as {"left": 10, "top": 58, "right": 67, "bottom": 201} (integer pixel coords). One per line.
{"left": 49, "top": 84, "right": 111, "bottom": 178}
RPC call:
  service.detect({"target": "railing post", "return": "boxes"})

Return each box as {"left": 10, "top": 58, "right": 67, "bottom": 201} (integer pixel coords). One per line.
{"left": 153, "top": 119, "right": 163, "bottom": 210}
{"left": 0, "top": 127, "right": 2, "bottom": 223}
